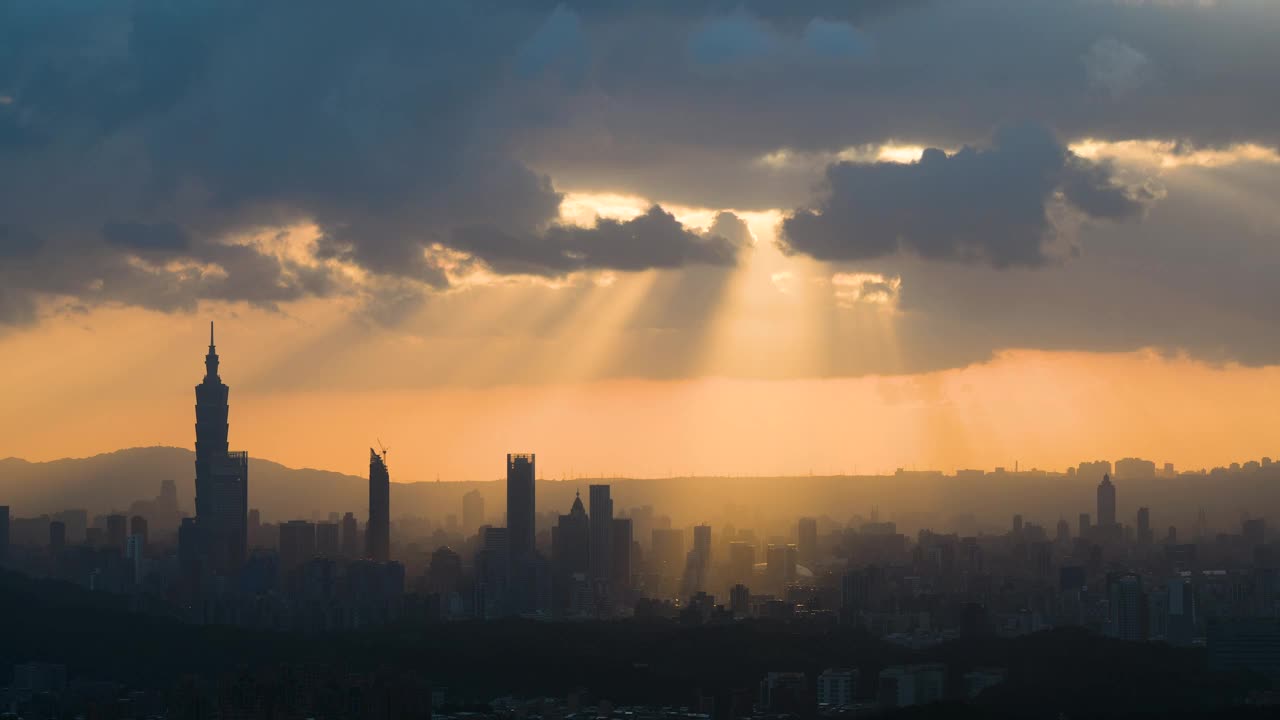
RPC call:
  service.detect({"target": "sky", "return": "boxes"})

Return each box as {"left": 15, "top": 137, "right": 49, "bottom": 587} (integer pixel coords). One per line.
{"left": 2, "top": 0, "right": 1280, "bottom": 481}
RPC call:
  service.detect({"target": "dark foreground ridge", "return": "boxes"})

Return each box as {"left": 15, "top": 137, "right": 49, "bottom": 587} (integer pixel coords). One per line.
{"left": 0, "top": 568, "right": 1271, "bottom": 719}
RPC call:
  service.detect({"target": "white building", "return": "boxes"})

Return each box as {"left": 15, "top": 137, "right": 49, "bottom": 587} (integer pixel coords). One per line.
{"left": 817, "top": 668, "right": 858, "bottom": 707}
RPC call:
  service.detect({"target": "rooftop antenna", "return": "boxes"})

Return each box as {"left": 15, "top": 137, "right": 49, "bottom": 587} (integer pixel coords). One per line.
{"left": 209, "top": 320, "right": 215, "bottom": 347}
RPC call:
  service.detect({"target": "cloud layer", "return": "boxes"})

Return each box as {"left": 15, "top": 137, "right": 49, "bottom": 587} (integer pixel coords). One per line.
{"left": 0, "top": 0, "right": 745, "bottom": 323}
{"left": 780, "top": 126, "right": 1152, "bottom": 267}
{"left": 1, "top": 0, "right": 1279, "bottom": 376}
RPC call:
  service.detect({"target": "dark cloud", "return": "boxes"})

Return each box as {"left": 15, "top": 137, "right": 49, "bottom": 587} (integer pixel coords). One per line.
{"left": 779, "top": 126, "right": 1150, "bottom": 267}
{"left": 518, "top": 1, "right": 1280, "bottom": 209}
{"left": 0, "top": 0, "right": 1277, "bottom": 386}
{"left": 452, "top": 206, "right": 744, "bottom": 276}
{"left": 0, "top": 0, "right": 740, "bottom": 324}
{"left": 0, "top": 225, "right": 42, "bottom": 258}
{"left": 102, "top": 222, "right": 190, "bottom": 252}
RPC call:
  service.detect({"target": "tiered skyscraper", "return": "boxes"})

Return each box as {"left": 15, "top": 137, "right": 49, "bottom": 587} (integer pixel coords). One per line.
{"left": 367, "top": 448, "right": 390, "bottom": 562}
{"left": 193, "top": 322, "right": 248, "bottom": 572}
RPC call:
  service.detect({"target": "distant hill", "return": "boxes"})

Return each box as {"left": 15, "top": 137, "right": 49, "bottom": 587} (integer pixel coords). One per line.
{"left": 3, "top": 447, "right": 1280, "bottom": 533}
{"left": 0, "top": 447, "right": 571, "bottom": 525}
{"left": 0, "top": 447, "right": 377, "bottom": 520}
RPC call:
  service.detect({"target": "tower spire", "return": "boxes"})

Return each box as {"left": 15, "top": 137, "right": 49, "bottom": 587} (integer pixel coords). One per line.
{"left": 203, "top": 321, "right": 220, "bottom": 380}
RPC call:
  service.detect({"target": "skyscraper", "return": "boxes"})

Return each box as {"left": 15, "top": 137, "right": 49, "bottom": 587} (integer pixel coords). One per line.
{"left": 477, "top": 526, "right": 510, "bottom": 618}
{"left": 798, "top": 517, "right": 818, "bottom": 565}
{"left": 0, "top": 505, "right": 8, "bottom": 562}
{"left": 553, "top": 492, "right": 591, "bottom": 574}
{"left": 279, "top": 520, "right": 316, "bottom": 583}
{"left": 130, "top": 516, "right": 149, "bottom": 551}
{"left": 48, "top": 521, "right": 66, "bottom": 553}
{"left": 316, "top": 521, "right": 340, "bottom": 558}
{"left": 193, "top": 322, "right": 248, "bottom": 572}
{"left": 683, "top": 524, "right": 712, "bottom": 595}
{"left": 611, "top": 517, "right": 633, "bottom": 594}
{"left": 588, "top": 484, "right": 613, "bottom": 584}
{"left": 652, "top": 527, "right": 685, "bottom": 594}
{"left": 107, "top": 514, "right": 127, "bottom": 552}
{"left": 693, "top": 524, "right": 712, "bottom": 564}
{"left": 506, "top": 454, "right": 537, "bottom": 614}
{"left": 728, "top": 540, "right": 754, "bottom": 581}
{"left": 552, "top": 492, "right": 591, "bottom": 616}
{"left": 341, "top": 512, "right": 359, "bottom": 558}
{"left": 367, "top": 449, "right": 390, "bottom": 562}
{"left": 463, "top": 489, "right": 485, "bottom": 535}
{"left": 1107, "top": 572, "right": 1147, "bottom": 641}
{"left": 507, "top": 454, "right": 536, "bottom": 563}
{"left": 1097, "top": 474, "right": 1116, "bottom": 528}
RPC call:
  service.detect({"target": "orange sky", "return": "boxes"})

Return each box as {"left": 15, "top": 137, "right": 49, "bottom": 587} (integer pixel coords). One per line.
{"left": 1, "top": 299, "right": 1276, "bottom": 482}
{"left": 3, "top": 153, "right": 1279, "bottom": 481}
{"left": 7, "top": 151, "right": 1280, "bottom": 479}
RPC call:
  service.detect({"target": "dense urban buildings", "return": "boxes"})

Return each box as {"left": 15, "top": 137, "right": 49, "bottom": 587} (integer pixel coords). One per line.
{"left": 5, "top": 326, "right": 1280, "bottom": 716}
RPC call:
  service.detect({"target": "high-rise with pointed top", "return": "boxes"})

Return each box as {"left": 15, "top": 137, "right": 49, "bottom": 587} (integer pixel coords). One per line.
{"left": 367, "top": 448, "right": 390, "bottom": 562}
{"left": 193, "top": 322, "right": 249, "bottom": 573}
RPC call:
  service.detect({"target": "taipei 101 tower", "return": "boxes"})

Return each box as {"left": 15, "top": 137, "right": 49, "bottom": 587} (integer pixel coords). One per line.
{"left": 193, "top": 322, "right": 249, "bottom": 572}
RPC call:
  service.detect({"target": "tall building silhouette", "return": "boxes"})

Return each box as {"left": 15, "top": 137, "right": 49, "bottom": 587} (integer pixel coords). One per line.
{"left": 1097, "top": 474, "right": 1117, "bottom": 528}
{"left": 553, "top": 492, "right": 591, "bottom": 576}
{"left": 107, "top": 514, "right": 127, "bottom": 551}
{"left": 552, "top": 491, "right": 591, "bottom": 615}
{"left": 193, "top": 322, "right": 248, "bottom": 572}
{"left": 48, "top": 520, "right": 65, "bottom": 553}
{"left": 506, "top": 454, "right": 536, "bottom": 613}
{"left": 130, "top": 516, "right": 149, "bottom": 550}
{"left": 316, "top": 521, "right": 340, "bottom": 558}
{"left": 279, "top": 520, "right": 316, "bottom": 579}
{"left": 588, "top": 485, "right": 613, "bottom": 584}
{"left": 477, "top": 526, "right": 510, "bottom": 618}
{"left": 341, "top": 512, "right": 359, "bottom": 558}
{"left": 507, "top": 454, "right": 536, "bottom": 563}
{"left": 367, "top": 449, "right": 390, "bottom": 562}
{"left": 798, "top": 517, "right": 818, "bottom": 565}
{"left": 683, "top": 524, "right": 712, "bottom": 596}
{"left": 611, "top": 517, "right": 633, "bottom": 595}
{"left": 462, "top": 489, "right": 485, "bottom": 535}
{"left": 1136, "top": 507, "right": 1151, "bottom": 544}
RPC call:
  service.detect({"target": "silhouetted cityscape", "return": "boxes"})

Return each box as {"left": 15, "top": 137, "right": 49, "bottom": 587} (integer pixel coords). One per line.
{"left": 9, "top": 0, "right": 1280, "bottom": 714}
{"left": 3, "top": 328, "right": 1280, "bottom": 719}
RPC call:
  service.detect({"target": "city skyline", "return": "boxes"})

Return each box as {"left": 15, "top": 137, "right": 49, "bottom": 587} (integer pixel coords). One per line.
{"left": 4, "top": 2, "right": 1280, "bottom": 716}
{"left": 2, "top": 293, "right": 1280, "bottom": 720}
